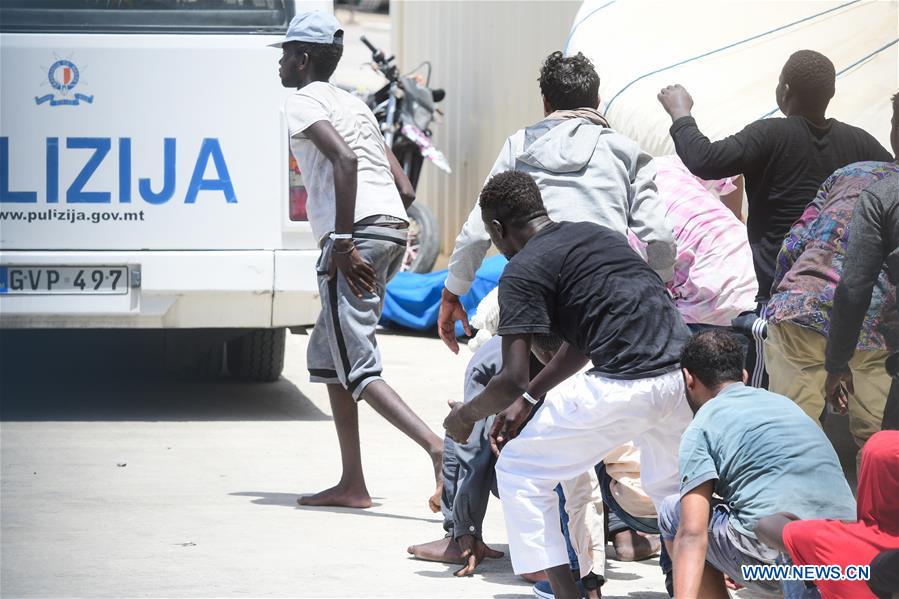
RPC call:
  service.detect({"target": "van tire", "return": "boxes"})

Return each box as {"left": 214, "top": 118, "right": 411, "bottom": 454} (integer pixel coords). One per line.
{"left": 227, "top": 328, "right": 286, "bottom": 383}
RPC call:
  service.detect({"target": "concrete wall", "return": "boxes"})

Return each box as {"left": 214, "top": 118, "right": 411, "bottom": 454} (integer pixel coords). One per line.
{"left": 391, "top": 0, "right": 581, "bottom": 260}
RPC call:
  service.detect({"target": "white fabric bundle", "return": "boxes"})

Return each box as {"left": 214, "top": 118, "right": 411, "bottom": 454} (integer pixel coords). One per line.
{"left": 468, "top": 287, "right": 501, "bottom": 353}
{"left": 567, "top": 0, "right": 897, "bottom": 155}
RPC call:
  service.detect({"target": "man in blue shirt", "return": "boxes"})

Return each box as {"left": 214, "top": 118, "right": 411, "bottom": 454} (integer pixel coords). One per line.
{"left": 659, "top": 330, "right": 856, "bottom": 598}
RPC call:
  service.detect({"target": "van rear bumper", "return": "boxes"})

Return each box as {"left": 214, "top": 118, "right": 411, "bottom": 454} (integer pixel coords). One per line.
{"left": 0, "top": 250, "right": 321, "bottom": 329}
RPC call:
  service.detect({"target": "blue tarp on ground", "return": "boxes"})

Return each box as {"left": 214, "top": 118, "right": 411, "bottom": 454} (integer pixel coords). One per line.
{"left": 380, "top": 255, "right": 507, "bottom": 334}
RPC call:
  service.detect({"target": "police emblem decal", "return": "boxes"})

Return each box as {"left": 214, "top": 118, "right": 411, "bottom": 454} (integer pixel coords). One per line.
{"left": 35, "top": 59, "right": 94, "bottom": 107}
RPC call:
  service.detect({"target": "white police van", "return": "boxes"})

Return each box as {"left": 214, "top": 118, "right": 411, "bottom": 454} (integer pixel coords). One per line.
{"left": 0, "top": 0, "right": 330, "bottom": 381}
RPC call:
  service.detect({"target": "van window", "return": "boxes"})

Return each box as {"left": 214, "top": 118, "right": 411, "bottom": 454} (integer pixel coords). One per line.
{"left": 0, "top": 0, "right": 291, "bottom": 34}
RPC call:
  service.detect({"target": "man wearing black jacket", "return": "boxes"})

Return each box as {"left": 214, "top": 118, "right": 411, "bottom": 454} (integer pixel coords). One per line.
{"left": 826, "top": 94, "right": 899, "bottom": 430}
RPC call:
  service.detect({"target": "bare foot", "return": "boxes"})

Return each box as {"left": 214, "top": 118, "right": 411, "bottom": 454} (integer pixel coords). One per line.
{"left": 520, "top": 570, "right": 549, "bottom": 583}
{"left": 611, "top": 529, "right": 661, "bottom": 561}
{"left": 429, "top": 446, "right": 444, "bottom": 513}
{"left": 297, "top": 484, "right": 372, "bottom": 509}
{"left": 407, "top": 537, "right": 465, "bottom": 564}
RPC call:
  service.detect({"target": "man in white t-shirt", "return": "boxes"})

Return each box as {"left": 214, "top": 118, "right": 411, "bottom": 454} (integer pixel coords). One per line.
{"left": 274, "top": 11, "right": 443, "bottom": 509}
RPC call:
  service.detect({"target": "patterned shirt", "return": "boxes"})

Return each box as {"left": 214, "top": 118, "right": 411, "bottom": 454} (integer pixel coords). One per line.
{"left": 768, "top": 161, "right": 899, "bottom": 351}
{"left": 633, "top": 156, "right": 757, "bottom": 325}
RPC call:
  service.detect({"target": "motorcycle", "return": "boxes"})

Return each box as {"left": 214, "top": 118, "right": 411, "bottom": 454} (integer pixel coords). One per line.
{"left": 357, "top": 35, "right": 450, "bottom": 273}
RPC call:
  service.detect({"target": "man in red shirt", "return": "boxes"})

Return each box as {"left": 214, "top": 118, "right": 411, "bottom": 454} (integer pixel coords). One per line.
{"left": 757, "top": 430, "right": 899, "bottom": 599}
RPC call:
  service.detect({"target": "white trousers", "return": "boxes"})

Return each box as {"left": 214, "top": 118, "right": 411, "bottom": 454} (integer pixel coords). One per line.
{"left": 495, "top": 369, "right": 692, "bottom": 575}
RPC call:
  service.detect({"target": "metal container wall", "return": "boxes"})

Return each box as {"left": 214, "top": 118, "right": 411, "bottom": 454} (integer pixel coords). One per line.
{"left": 391, "top": 1, "right": 580, "bottom": 260}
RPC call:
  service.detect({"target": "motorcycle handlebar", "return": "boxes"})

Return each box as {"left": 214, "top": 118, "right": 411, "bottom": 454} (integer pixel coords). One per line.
{"left": 360, "top": 35, "right": 400, "bottom": 83}
{"left": 360, "top": 35, "right": 378, "bottom": 54}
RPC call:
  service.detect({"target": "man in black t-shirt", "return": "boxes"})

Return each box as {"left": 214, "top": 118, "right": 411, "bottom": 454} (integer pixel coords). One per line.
{"left": 657, "top": 49, "right": 891, "bottom": 388}
{"left": 444, "top": 171, "right": 693, "bottom": 598}
{"left": 658, "top": 50, "right": 892, "bottom": 306}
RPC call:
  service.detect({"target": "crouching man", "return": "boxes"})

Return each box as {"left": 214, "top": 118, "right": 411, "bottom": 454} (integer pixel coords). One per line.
{"left": 661, "top": 330, "right": 857, "bottom": 598}
{"left": 444, "top": 170, "right": 693, "bottom": 598}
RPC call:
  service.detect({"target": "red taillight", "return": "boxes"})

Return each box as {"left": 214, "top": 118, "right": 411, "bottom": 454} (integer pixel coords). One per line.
{"left": 288, "top": 151, "right": 308, "bottom": 221}
{"left": 290, "top": 187, "right": 308, "bottom": 221}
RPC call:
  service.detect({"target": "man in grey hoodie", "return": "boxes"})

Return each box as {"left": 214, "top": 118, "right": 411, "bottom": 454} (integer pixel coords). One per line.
{"left": 438, "top": 51, "right": 676, "bottom": 354}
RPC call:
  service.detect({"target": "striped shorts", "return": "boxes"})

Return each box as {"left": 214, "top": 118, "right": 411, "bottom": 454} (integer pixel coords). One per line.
{"left": 306, "top": 219, "right": 407, "bottom": 400}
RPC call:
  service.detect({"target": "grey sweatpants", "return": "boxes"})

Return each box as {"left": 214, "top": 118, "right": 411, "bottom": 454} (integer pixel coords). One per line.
{"left": 441, "top": 414, "right": 497, "bottom": 539}
{"left": 441, "top": 336, "right": 503, "bottom": 540}
{"left": 306, "top": 222, "right": 407, "bottom": 400}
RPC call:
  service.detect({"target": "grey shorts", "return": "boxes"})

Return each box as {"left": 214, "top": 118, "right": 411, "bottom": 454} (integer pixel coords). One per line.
{"left": 658, "top": 494, "right": 812, "bottom": 597}
{"left": 306, "top": 220, "right": 407, "bottom": 400}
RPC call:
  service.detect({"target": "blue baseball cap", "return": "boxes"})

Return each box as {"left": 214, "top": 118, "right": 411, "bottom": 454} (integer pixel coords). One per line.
{"left": 269, "top": 11, "right": 344, "bottom": 48}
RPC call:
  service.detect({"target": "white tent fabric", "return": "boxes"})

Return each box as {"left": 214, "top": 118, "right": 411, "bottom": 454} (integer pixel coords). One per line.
{"left": 566, "top": 0, "right": 898, "bottom": 157}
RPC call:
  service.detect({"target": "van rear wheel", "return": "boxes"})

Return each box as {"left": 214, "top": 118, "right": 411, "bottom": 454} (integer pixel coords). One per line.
{"left": 227, "top": 328, "right": 286, "bottom": 382}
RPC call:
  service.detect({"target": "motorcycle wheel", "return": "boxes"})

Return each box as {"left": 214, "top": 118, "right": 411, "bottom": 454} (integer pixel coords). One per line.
{"left": 402, "top": 202, "right": 440, "bottom": 273}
